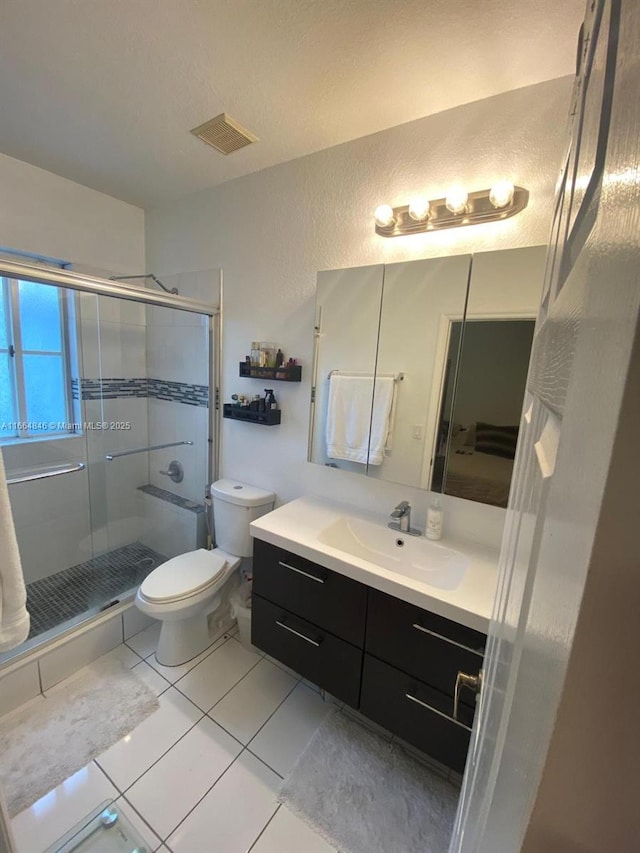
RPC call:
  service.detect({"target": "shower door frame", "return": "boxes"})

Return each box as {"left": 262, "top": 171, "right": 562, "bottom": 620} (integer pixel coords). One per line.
{"left": 0, "top": 258, "right": 220, "bottom": 477}
{"left": 0, "top": 259, "right": 221, "bottom": 666}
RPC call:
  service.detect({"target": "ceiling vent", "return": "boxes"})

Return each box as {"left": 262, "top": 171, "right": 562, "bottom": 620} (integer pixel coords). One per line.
{"left": 190, "top": 113, "right": 259, "bottom": 155}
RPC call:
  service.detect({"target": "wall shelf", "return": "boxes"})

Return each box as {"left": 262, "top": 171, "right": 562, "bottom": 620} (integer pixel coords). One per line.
{"left": 239, "top": 362, "right": 302, "bottom": 382}
{"left": 223, "top": 403, "right": 281, "bottom": 425}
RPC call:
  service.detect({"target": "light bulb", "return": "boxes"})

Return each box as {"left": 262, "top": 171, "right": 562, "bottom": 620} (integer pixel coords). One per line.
{"left": 489, "top": 180, "right": 515, "bottom": 209}
{"left": 374, "top": 204, "right": 396, "bottom": 228}
{"left": 445, "top": 186, "right": 468, "bottom": 215}
{"left": 408, "top": 197, "right": 430, "bottom": 222}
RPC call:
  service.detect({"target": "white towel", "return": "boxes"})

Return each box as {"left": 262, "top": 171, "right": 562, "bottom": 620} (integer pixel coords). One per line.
{"left": 326, "top": 375, "right": 395, "bottom": 466}
{"left": 0, "top": 450, "right": 29, "bottom": 652}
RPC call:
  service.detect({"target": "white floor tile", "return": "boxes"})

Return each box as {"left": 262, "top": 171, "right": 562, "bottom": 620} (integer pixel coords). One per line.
{"left": 98, "top": 642, "right": 144, "bottom": 670}
{"left": 249, "top": 683, "right": 333, "bottom": 777}
{"left": 251, "top": 805, "right": 337, "bottom": 853}
{"left": 125, "top": 622, "right": 161, "bottom": 659}
{"left": 96, "top": 687, "right": 202, "bottom": 791}
{"left": 11, "top": 762, "right": 117, "bottom": 853}
{"left": 167, "top": 751, "right": 279, "bottom": 853}
{"left": 208, "top": 658, "right": 298, "bottom": 744}
{"left": 147, "top": 632, "right": 230, "bottom": 684}
{"left": 125, "top": 716, "right": 242, "bottom": 840}
{"left": 175, "top": 637, "right": 262, "bottom": 711}
{"left": 264, "top": 654, "right": 302, "bottom": 679}
{"left": 114, "top": 795, "right": 163, "bottom": 851}
{"left": 132, "top": 659, "right": 172, "bottom": 696}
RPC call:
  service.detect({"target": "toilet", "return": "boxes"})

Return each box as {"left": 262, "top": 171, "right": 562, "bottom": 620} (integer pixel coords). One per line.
{"left": 135, "top": 478, "right": 275, "bottom": 666}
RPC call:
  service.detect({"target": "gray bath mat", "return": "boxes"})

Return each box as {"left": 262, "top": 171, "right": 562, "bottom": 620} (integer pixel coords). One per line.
{"left": 0, "top": 657, "right": 159, "bottom": 816}
{"left": 279, "top": 710, "right": 459, "bottom": 853}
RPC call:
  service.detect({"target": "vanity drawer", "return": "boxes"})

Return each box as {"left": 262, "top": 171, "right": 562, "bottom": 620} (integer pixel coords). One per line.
{"left": 251, "top": 594, "right": 363, "bottom": 708}
{"left": 366, "top": 589, "right": 485, "bottom": 706}
{"left": 253, "top": 538, "right": 367, "bottom": 647}
{"left": 359, "top": 654, "right": 473, "bottom": 772}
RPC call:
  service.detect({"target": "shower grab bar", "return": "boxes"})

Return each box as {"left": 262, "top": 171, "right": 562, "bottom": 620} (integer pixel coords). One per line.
{"left": 105, "top": 440, "right": 193, "bottom": 460}
{"left": 7, "top": 462, "right": 86, "bottom": 485}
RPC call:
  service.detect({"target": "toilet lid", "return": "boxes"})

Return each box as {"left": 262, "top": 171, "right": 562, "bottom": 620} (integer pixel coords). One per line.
{"left": 140, "top": 549, "right": 227, "bottom": 603}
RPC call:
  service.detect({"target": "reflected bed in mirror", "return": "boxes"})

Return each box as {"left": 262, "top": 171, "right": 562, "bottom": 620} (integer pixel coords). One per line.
{"left": 308, "top": 246, "right": 545, "bottom": 508}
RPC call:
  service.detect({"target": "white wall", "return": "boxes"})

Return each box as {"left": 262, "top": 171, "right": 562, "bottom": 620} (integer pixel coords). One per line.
{"left": 0, "top": 151, "right": 144, "bottom": 273}
{"left": 146, "top": 77, "right": 573, "bottom": 549}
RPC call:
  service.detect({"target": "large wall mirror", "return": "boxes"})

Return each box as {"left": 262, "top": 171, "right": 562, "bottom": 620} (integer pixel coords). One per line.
{"left": 308, "top": 245, "right": 546, "bottom": 507}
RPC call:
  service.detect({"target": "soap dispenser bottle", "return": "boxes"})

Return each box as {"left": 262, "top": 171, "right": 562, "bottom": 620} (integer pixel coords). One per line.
{"left": 426, "top": 497, "right": 443, "bottom": 541}
{"left": 264, "top": 389, "right": 278, "bottom": 411}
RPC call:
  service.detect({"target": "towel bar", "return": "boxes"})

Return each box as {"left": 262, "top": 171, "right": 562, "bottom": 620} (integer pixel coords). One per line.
{"left": 105, "top": 440, "right": 193, "bottom": 460}
{"left": 7, "top": 462, "right": 85, "bottom": 485}
{"left": 327, "top": 370, "right": 404, "bottom": 381}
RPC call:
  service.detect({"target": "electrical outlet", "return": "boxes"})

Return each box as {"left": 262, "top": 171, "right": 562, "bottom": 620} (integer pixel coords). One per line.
{"left": 412, "top": 425, "right": 423, "bottom": 439}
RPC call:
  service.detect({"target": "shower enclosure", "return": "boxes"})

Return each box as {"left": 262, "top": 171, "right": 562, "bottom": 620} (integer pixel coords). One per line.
{"left": 0, "top": 260, "right": 220, "bottom": 664}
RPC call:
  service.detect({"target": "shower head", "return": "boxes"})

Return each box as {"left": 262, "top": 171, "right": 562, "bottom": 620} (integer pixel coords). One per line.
{"left": 109, "top": 273, "right": 178, "bottom": 295}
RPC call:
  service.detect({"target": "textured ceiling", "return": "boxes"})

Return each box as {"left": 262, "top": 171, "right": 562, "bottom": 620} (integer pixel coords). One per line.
{"left": 0, "top": 0, "right": 584, "bottom": 208}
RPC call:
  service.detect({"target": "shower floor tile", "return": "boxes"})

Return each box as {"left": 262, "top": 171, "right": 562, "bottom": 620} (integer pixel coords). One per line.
{"left": 25, "top": 542, "right": 166, "bottom": 640}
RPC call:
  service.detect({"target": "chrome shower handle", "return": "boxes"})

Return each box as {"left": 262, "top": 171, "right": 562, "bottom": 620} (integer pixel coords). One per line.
{"left": 159, "top": 460, "right": 184, "bottom": 483}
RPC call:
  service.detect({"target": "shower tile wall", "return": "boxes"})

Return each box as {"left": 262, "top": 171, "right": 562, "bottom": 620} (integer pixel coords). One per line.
{"left": 145, "top": 301, "right": 209, "bottom": 508}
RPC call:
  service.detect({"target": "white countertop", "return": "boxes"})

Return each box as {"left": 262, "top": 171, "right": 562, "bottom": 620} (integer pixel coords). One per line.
{"left": 250, "top": 495, "right": 500, "bottom": 633}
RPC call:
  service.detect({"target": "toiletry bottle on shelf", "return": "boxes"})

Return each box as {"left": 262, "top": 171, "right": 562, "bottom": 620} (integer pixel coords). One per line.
{"left": 275, "top": 348, "right": 284, "bottom": 368}
{"left": 426, "top": 498, "right": 443, "bottom": 540}
{"left": 264, "top": 389, "right": 278, "bottom": 411}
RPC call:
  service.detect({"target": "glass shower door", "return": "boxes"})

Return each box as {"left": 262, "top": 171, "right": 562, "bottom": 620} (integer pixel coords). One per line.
{"left": 1, "top": 277, "right": 96, "bottom": 646}
{"left": 1, "top": 269, "right": 214, "bottom": 664}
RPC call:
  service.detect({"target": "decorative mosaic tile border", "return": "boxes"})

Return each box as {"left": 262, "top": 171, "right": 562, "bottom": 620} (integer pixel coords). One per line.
{"left": 148, "top": 378, "right": 209, "bottom": 407}
{"left": 71, "top": 377, "right": 209, "bottom": 407}
{"left": 138, "top": 483, "right": 206, "bottom": 514}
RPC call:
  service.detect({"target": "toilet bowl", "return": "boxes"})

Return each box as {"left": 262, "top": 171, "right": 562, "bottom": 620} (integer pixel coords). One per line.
{"left": 135, "top": 478, "right": 275, "bottom": 666}
{"left": 135, "top": 547, "right": 241, "bottom": 666}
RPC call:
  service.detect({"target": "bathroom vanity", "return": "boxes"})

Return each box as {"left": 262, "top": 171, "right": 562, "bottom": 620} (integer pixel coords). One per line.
{"left": 250, "top": 497, "right": 496, "bottom": 772}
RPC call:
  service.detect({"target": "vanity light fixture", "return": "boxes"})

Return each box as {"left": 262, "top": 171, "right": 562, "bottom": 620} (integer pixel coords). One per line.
{"left": 408, "top": 196, "right": 430, "bottom": 222}
{"left": 445, "top": 186, "right": 469, "bottom": 215}
{"left": 374, "top": 204, "right": 396, "bottom": 228}
{"left": 374, "top": 182, "right": 528, "bottom": 237}
{"left": 489, "top": 180, "right": 515, "bottom": 209}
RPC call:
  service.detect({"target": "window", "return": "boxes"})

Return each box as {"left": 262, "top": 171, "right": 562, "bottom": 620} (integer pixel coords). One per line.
{"left": 0, "top": 278, "right": 76, "bottom": 440}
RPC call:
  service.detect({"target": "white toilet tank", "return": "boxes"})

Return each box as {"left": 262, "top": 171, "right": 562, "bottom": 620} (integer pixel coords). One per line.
{"left": 210, "top": 478, "right": 275, "bottom": 557}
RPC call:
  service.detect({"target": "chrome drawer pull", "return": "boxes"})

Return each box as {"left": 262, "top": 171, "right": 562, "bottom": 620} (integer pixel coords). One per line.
{"left": 454, "top": 670, "right": 483, "bottom": 722}
{"left": 411, "top": 623, "right": 484, "bottom": 657}
{"left": 279, "top": 561, "right": 325, "bottom": 583}
{"left": 405, "top": 693, "right": 472, "bottom": 732}
{"left": 275, "top": 620, "right": 321, "bottom": 647}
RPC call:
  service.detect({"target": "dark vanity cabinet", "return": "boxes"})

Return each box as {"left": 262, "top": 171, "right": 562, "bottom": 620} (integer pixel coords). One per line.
{"left": 361, "top": 590, "right": 485, "bottom": 771}
{"left": 251, "top": 538, "right": 486, "bottom": 772}
{"left": 252, "top": 539, "right": 367, "bottom": 708}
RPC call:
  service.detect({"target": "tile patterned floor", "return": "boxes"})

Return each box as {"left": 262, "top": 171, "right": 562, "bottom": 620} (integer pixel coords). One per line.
{"left": 8, "top": 624, "right": 458, "bottom": 852}
{"left": 9, "top": 626, "right": 339, "bottom": 853}
{"left": 26, "top": 542, "right": 166, "bottom": 638}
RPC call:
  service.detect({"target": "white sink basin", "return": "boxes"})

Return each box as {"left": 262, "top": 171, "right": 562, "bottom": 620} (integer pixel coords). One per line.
{"left": 317, "top": 517, "right": 469, "bottom": 590}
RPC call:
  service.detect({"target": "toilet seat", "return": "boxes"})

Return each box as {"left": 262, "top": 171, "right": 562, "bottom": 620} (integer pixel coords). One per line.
{"left": 139, "top": 549, "right": 227, "bottom": 604}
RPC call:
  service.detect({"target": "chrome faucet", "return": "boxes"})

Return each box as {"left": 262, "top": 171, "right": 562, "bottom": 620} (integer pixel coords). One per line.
{"left": 388, "top": 501, "right": 421, "bottom": 536}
